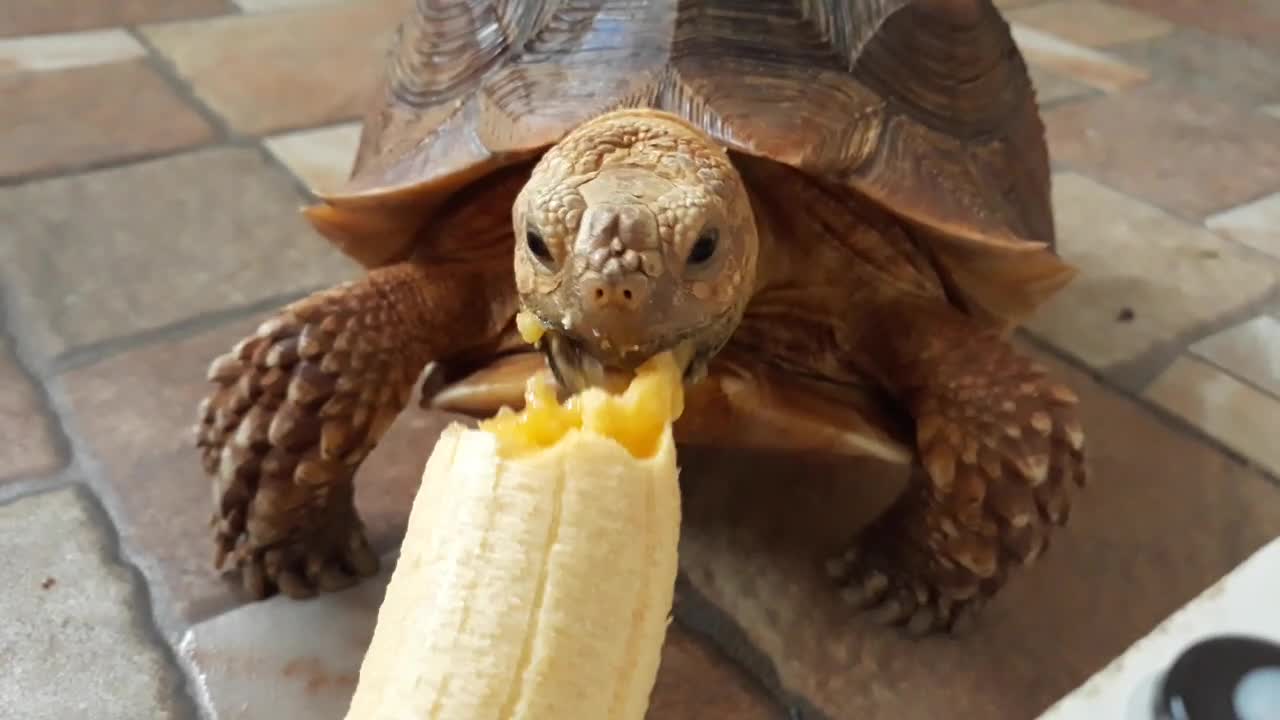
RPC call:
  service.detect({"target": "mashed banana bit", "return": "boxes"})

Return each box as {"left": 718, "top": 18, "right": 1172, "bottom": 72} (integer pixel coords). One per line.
{"left": 480, "top": 350, "right": 685, "bottom": 459}
{"left": 516, "top": 309, "right": 547, "bottom": 345}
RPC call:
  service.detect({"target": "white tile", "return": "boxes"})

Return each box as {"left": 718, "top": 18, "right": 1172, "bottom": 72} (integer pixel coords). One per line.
{"left": 0, "top": 487, "right": 186, "bottom": 719}
{"left": 264, "top": 122, "right": 363, "bottom": 194}
{"left": 1010, "top": 24, "right": 1149, "bottom": 92}
{"left": 1146, "top": 356, "right": 1280, "bottom": 477}
{"left": 1005, "top": 1, "right": 1174, "bottom": 49}
{"left": 1191, "top": 316, "right": 1280, "bottom": 398}
{"left": 1038, "top": 539, "right": 1280, "bottom": 719}
{"left": 0, "top": 29, "right": 146, "bottom": 74}
{"left": 1206, "top": 191, "right": 1280, "bottom": 260}
{"left": 179, "top": 553, "right": 395, "bottom": 720}
{"left": 1026, "top": 173, "right": 1279, "bottom": 368}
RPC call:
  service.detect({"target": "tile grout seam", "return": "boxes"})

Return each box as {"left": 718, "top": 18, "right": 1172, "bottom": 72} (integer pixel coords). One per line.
{"left": 1016, "top": 329, "right": 1280, "bottom": 490}
{"left": 49, "top": 286, "right": 322, "bottom": 375}
{"left": 0, "top": 287, "right": 204, "bottom": 718}
{"left": 125, "top": 18, "right": 360, "bottom": 203}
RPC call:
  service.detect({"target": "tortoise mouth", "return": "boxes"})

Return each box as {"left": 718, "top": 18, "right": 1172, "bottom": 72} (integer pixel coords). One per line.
{"left": 540, "top": 330, "right": 706, "bottom": 395}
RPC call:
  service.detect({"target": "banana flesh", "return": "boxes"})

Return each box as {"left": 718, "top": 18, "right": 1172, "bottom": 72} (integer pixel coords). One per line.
{"left": 344, "top": 351, "right": 684, "bottom": 720}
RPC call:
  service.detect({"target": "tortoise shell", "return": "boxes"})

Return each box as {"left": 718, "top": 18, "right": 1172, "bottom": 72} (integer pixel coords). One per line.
{"left": 303, "top": 0, "right": 1074, "bottom": 326}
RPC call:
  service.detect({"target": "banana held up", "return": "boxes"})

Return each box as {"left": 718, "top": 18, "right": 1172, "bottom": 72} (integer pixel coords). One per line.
{"left": 344, "top": 335, "right": 685, "bottom": 720}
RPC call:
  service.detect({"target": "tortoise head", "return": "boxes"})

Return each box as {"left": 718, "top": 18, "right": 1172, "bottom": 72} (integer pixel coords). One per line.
{"left": 512, "top": 109, "right": 759, "bottom": 393}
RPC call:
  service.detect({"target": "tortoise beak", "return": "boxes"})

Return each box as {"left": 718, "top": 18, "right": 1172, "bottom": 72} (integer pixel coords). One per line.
{"left": 539, "top": 330, "right": 704, "bottom": 395}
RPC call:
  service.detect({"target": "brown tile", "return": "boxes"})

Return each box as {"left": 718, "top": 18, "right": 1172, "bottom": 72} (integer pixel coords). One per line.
{"left": 0, "top": 147, "right": 357, "bottom": 364}
{"left": 1045, "top": 83, "right": 1280, "bottom": 219}
{"left": 1109, "top": 27, "right": 1280, "bottom": 109}
{"left": 1147, "top": 355, "right": 1280, "bottom": 477}
{"left": 60, "top": 312, "right": 466, "bottom": 633}
{"left": 0, "top": 0, "right": 231, "bottom": 39}
{"left": 0, "top": 60, "right": 215, "bottom": 181}
{"left": 1114, "top": 0, "right": 1280, "bottom": 50}
{"left": 674, "top": 347, "right": 1280, "bottom": 720}
{"left": 1006, "top": 1, "right": 1173, "bottom": 48}
{"left": 1010, "top": 24, "right": 1149, "bottom": 93}
{"left": 0, "top": 337, "right": 63, "bottom": 482}
{"left": 1024, "top": 173, "right": 1278, "bottom": 371}
{"left": 141, "top": 0, "right": 411, "bottom": 135}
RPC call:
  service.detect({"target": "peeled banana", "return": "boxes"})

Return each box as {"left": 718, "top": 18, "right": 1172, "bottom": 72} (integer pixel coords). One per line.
{"left": 343, "top": 350, "right": 686, "bottom": 720}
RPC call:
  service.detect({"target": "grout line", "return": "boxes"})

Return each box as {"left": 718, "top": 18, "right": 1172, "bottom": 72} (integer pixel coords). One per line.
{"left": 48, "top": 286, "right": 320, "bottom": 376}
{"left": 65, "top": 483, "right": 204, "bottom": 720}
{"left": 1105, "top": 281, "right": 1280, "bottom": 392}
{"left": 1186, "top": 347, "right": 1280, "bottom": 404}
{"left": 126, "top": 26, "right": 237, "bottom": 143}
{"left": 128, "top": 21, "right": 359, "bottom": 204}
{"left": 0, "top": 139, "right": 233, "bottom": 189}
{"left": 0, "top": 286, "right": 74, "bottom": 473}
{"left": 1015, "top": 329, "right": 1280, "bottom": 490}
{"left": 2, "top": 275, "right": 207, "bottom": 715}
{"left": 0, "top": 467, "right": 79, "bottom": 507}
{"left": 673, "top": 572, "right": 829, "bottom": 720}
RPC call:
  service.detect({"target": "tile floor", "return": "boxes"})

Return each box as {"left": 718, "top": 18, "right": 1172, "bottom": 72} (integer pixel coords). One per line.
{"left": 1, "top": 1, "right": 1278, "bottom": 718}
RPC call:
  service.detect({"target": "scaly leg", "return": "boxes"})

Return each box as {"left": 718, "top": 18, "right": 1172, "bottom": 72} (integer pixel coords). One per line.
{"left": 828, "top": 302, "right": 1088, "bottom": 634}
{"left": 194, "top": 260, "right": 513, "bottom": 600}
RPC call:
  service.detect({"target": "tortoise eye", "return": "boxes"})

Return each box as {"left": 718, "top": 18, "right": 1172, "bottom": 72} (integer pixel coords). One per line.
{"left": 526, "top": 229, "right": 553, "bottom": 265}
{"left": 687, "top": 229, "right": 719, "bottom": 265}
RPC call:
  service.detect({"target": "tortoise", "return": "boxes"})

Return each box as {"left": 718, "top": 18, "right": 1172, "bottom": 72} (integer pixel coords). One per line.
{"left": 194, "top": 0, "right": 1088, "bottom": 634}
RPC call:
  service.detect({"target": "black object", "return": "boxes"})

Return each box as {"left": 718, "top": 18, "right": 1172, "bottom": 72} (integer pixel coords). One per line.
{"left": 1154, "top": 634, "right": 1280, "bottom": 720}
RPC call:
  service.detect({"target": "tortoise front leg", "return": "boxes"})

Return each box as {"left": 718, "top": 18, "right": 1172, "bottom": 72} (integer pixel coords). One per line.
{"left": 829, "top": 301, "right": 1088, "bottom": 634}
{"left": 194, "top": 260, "right": 512, "bottom": 600}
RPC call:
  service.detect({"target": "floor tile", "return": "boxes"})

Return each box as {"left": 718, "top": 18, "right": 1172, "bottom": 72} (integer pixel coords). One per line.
{"left": 1114, "top": 0, "right": 1280, "bottom": 49}
{"left": 0, "top": 147, "right": 357, "bottom": 364}
{"left": 1147, "top": 355, "right": 1280, "bottom": 477}
{"left": 142, "top": 0, "right": 411, "bottom": 135}
{"left": 1190, "top": 316, "right": 1280, "bottom": 399}
{"left": 233, "top": 0, "right": 346, "bottom": 12}
{"left": 1028, "top": 64, "right": 1098, "bottom": 106}
{"left": 1205, "top": 191, "right": 1280, "bottom": 261}
{"left": 60, "top": 312, "right": 462, "bottom": 632}
{"left": 264, "top": 122, "right": 362, "bottom": 194}
{"left": 1006, "top": 1, "right": 1173, "bottom": 48}
{"left": 674, "top": 348, "right": 1280, "bottom": 720}
{"left": 179, "top": 552, "right": 780, "bottom": 719}
{"left": 0, "top": 60, "right": 215, "bottom": 181}
{"left": 1045, "top": 83, "right": 1280, "bottom": 219}
{"left": 1264, "top": 104, "right": 1280, "bottom": 120}
{"left": 0, "top": 29, "right": 144, "bottom": 73}
{"left": 0, "top": 338, "right": 63, "bottom": 483}
{"left": 1110, "top": 28, "right": 1280, "bottom": 110}
{"left": 1024, "top": 173, "right": 1278, "bottom": 371}
{"left": 0, "top": 0, "right": 231, "bottom": 39}
{"left": 0, "top": 486, "right": 189, "bottom": 719}
{"left": 1009, "top": 24, "right": 1149, "bottom": 93}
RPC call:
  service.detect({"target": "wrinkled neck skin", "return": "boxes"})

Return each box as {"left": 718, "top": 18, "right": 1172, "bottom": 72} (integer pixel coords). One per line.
{"left": 511, "top": 109, "right": 759, "bottom": 393}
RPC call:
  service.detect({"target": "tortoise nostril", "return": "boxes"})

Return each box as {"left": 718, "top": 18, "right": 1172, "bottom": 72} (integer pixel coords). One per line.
{"left": 583, "top": 274, "right": 649, "bottom": 311}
